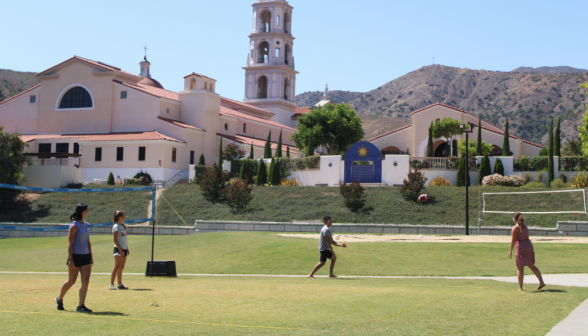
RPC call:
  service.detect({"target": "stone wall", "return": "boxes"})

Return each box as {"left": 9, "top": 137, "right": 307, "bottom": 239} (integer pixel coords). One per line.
{"left": 0, "top": 223, "right": 196, "bottom": 238}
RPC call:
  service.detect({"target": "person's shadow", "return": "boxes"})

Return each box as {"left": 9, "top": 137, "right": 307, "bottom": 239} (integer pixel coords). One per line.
{"left": 91, "top": 312, "right": 128, "bottom": 316}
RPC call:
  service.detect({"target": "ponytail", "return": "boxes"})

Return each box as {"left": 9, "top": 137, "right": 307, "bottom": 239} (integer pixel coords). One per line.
{"left": 513, "top": 212, "right": 525, "bottom": 233}
{"left": 113, "top": 211, "right": 125, "bottom": 226}
{"left": 70, "top": 203, "right": 88, "bottom": 222}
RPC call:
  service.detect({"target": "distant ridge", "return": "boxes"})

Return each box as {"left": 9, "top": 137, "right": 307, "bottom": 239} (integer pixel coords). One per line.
{"left": 511, "top": 66, "right": 588, "bottom": 74}
{"left": 0, "top": 69, "right": 40, "bottom": 103}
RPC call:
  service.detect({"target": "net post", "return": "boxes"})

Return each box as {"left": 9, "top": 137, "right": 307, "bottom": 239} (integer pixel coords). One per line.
{"left": 478, "top": 191, "right": 481, "bottom": 236}
{"left": 151, "top": 186, "right": 155, "bottom": 278}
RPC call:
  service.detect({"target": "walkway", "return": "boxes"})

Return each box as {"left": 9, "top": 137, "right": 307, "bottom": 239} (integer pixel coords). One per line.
{"left": 1, "top": 272, "right": 586, "bottom": 334}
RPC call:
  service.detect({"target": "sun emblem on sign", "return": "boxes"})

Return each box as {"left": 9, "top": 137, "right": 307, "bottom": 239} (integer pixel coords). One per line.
{"left": 358, "top": 146, "right": 369, "bottom": 158}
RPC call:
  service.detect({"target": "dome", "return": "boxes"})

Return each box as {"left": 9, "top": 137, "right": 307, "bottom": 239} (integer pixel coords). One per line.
{"left": 138, "top": 77, "right": 164, "bottom": 89}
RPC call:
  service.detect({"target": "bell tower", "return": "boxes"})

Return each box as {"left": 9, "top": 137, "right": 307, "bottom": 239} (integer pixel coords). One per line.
{"left": 243, "top": 0, "right": 299, "bottom": 127}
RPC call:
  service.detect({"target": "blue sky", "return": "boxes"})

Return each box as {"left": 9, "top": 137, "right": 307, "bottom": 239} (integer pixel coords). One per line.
{"left": 2, "top": 0, "right": 586, "bottom": 101}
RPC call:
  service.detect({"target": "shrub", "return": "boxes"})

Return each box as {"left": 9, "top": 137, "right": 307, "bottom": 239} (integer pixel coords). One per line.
{"left": 558, "top": 173, "right": 567, "bottom": 183}
{"left": 198, "top": 154, "right": 205, "bottom": 166}
{"left": 515, "top": 155, "right": 529, "bottom": 171}
{"left": 134, "top": 170, "right": 153, "bottom": 184}
{"left": 482, "top": 174, "right": 525, "bottom": 187}
{"left": 550, "top": 179, "right": 567, "bottom": 189}
{"left": 199, "top": 164, "right": 229, "bottom": 202}
{"left": 194, "top": 166, "right": 209, "bottom": 185}
{"left": 523, "top": 172, "right": 531, "bottom": 184}
{"left": 63, "top": 182, "right": 83, "bottom": 189}
{"left": 400, "top": 169, "right": 428, "bottom": 202}
{"left": 222, "top": 142, "right": 245, "bottom": 161}
{"left": 429, "top": 176, "right": 452, "bottom": 187}
{"left": 528, "top": 157, "right": 549, "bottom": 171}
{"left": 494, "top": 157, "right": 505, "bottom": 176}
{"left": 570, "top": 171, "right": 588, "bottom": 188}
{"left": 521, "top": 182, "right": 547, "bottom": 188}
{"left": 536, "top": 171, "right": 544, "bottom": 183}
{"left": 107, "top": 172, "right": 115, "bottom": 185}
{"left": 560, "top": 157, "right": 588, "bottom": 172}
{"left": 124, "top": 178, "right": 142, "bottom": 186}
{"left": 256, "top": 160, "right": 268, "bottom": 186}
{"left": 339, "top": 181, "right": 366, "bottom": 212}
{"left": 222, "top": 178, "right": 254, "bottom": 212}
{"left": 281, "top": 178, "right": 300, "bottom": 186}
{"left": 270, "top": 159, "right": 282, "bottom": 186}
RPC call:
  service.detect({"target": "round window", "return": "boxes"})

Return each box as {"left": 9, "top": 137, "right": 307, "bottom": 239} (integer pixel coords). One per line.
{"left": 224, "top": 123, "right": 228, "bottom": 131}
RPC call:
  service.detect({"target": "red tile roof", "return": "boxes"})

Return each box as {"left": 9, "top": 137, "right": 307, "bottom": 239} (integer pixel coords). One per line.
{"left": 292, "top": 107, "right": 312, "bottom": 119}
{"left": 183, "top": 72, "right": 215, "bottom": 80}
{"left": 114, "top": 80, "right": 180, "bottom": 101}
{"left": 368, "top": 124, "right": 412, "bottom": 141}
{"left": 0, "top": 84, "right": 41, "bottom": 106}
{"left": 20, "top": 131, "right": 184, "bottom": 143}
{"left": 217, "top": 133, "right": 302, "bottom": 155}
{"left": 220, "top": 106, "right": 296, "bottom": 132}
{"left": 220, "top": 97, "right": 275, "bottom": 116}
{"left": 158, "top": 116, "right": 204, "bottom": 131}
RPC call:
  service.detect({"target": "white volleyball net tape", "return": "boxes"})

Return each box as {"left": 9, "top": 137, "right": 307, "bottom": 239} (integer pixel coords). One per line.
{"left": 482, "top": 189, "right": 587, "bottom": 215}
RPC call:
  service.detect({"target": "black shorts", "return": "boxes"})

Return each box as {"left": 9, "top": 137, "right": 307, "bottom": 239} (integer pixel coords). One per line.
{"left": 320, "top": 250, "right": 333, "bottom": 263}
{"left": 66, "top": 254, "right": 92, "bottom": 268}
{"left": 113, "top": 247, "right": 128, "bottom": 257}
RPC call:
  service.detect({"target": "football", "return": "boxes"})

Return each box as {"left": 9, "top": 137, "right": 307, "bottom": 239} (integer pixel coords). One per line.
{"left": 418, "top": 194, "right": 430, "bottom": 203}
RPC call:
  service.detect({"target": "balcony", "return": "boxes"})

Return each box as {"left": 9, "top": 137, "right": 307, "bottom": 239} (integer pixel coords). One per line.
{"left": 32, "top": 158, "right": 71, "bottom": 166}
{"left": 258, "top": 58, "right": 268, "bottom": 64}
{"left": 259, "top": 27, "right": 271, "bottom": 33}
{"left": 257, "top": 93, "right": 268, "bottom": 99}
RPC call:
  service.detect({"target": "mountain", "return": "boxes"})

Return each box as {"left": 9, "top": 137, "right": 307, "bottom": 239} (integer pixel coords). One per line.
{"left": 296, "top": 65, "right": 588, "bottom": 145}
{"left": 511, "top": 66, "right": 588, "bottom": 74}
{"left": 0, "top": 69, "right": 40, "bottom": 103}
{"left": 295, "top": 90, "right": 362, "bottom": 107}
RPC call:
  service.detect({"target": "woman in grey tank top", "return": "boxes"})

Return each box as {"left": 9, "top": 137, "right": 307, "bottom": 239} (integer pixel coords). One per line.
{"left": 55, "top": 203, "right": 94, "bottom": 313}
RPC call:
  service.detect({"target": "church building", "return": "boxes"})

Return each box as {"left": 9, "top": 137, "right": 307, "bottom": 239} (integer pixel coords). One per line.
{"left": 0, "top": 0, "right": 304, "bottom": 186}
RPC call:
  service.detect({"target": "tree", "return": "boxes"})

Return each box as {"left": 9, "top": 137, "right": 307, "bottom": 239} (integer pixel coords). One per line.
{"left": 538, "top": 146, "right": 549, "bottom": 156}
{"left": 291, "top": 103, "right": 364, "bottom": 155}
{"left": 286, "top": 146, "right": 290, "bottom": 158}
{"left": 107, "top": 172, "right": 115, "bottom": 185}
{"left": 476, "top": 119, "right": 483, "bottom": 156}
{"left": 198, "top": 154, "right": 205, "bottom": 166}
{"left": 264, "top": 131, "right": 272, "bottom": 159}
{"left": 218, "top": 138, "right": 223, "bottom": 167}
{"left": 275, "top": 130, "right": 283, "bottom": 158}
{"left": 452, "top": 140, "right": 458, "bottom": 158}
{"left": 222, "top": 142, "right": 245, "bottom": 161}
{"left": 200, "top": 164, "right": 229, "bottom": 202}
{"left": 306, "top": 129, "right": 315, "bottom": 157}
{"left": 580, "top": 83, "right": 588, "bottom": 156}
{"left": 400, "top": 169, "right": 427, "bottom": 202}
{"left": 340, "top": 181, "right": 366, "bottom": 212}
{"left": 270, "top": 159, "right": 281, "bottom": 185}
{"left": 503, "top": 118, "right": 511, "bottom": 156}
{"left": 458, "top": 139, "right": 492, "bottom": 157}
{"left": 494, "top": 157, "right": 505, "bottom": 176}
{"left": 249, "top": 143, "right": 254, "bottom": 159}
{"left": 222, "top": 179, "right": 254, "bottom": 212}
{"left": 548, "top": 119, "right": 555, "bottom": 186}
{"left": 456, "top": 156, "right": 471, "bottom": 187}
{"left": 478, "top": 155, "right": 491, "bottom": 185}
{"left": 406, "top": 147, "right": 410, "bottom": 155}
{"left": 256, "top": 159, "right": 267, "bottom": 186}
{"left": 0, "top": 127, "right": 30, "bottom": 195}
{"left": 426, "top": 122, "right": 434, "bottom": 157}
{"left": 562, "top": 138, "right": 583, "bottom": 156}
{"left": 555, "top": 117, "right": 561, "bottom": 157}
{"left": 239, "top": 159, "right": 249, "bottom": 181}
{"left": 432, "top": 118, "right": 463, "bottom": 155}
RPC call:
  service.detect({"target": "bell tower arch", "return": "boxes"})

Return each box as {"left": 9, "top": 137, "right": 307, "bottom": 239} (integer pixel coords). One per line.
{"left": 243, "top": 0, "right": 299, "bottom": 127}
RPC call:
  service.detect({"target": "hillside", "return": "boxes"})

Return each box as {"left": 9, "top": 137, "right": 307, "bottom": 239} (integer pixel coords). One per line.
{"left": 0, "top": 69, "right": 40, "bottom": 103}
{"left": 296, "top": 65, "right": 588, "bottom": 144}
{"left": 511, "top": 66, "right": 588, "bottom": 74}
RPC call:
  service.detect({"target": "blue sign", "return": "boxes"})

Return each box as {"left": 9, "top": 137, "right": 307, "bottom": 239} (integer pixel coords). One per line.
{"left": 344, "top": 141, "right": 382, "bottom": 183}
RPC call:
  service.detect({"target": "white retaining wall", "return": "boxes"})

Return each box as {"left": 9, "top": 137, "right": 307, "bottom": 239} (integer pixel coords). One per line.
{"left": 0, "top": 223, "right": 196, "bottom": 238}
{"left": 82, "top": 168, "right": 188, "bottom": 184}
{"left": 24, "top": 166, "right": 81, "bottom": 189}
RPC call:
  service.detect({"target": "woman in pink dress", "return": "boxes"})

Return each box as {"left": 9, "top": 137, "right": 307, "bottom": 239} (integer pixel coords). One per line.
{"left": 509, "top": 212, "right": 546, "bottom": 291}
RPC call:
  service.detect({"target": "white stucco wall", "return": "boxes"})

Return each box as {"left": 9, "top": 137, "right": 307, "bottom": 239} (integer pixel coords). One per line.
{"left": 24, "top": 166, "right": 81, "bottom": 188}
{"left": 382, "top": 155, "right": 410, "bottom": 186}
{"left": 81, "top": 168, "right": 188, "bottom": 183}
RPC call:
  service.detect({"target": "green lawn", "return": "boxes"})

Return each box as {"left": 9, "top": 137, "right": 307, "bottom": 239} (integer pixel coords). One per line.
{"left": 1, "top": 232, "right": 587, "bottom": 276}
{"left": 156, "top": 185, "right": 586, "bottom": 227}
{"left": 0, "top": 185, "right": 152, "bottom": 224}
{"left": 0, "top": 274, "right": 586, "bottom": 335}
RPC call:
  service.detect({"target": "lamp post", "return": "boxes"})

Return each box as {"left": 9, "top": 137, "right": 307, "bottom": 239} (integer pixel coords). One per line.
{"left": 459, "top": 123, "right": 475, "bottom": 235}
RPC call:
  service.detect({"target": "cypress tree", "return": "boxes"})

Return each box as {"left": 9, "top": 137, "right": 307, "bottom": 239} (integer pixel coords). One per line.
{"left": 476, "top": 119, "right": 483, "bottom": 156}
{"left": 276, "top": 130, "right": 283, "bottom": 158}
{"left": 271, "top": 159, "right": 281, "bottom": 185}
{"left": 268, "top": 158, "right": 275, "bottom": 184}
{"left": 452, "top": 140, "right": 458, "bottom": 158}
{"left": 548, "top": 119, "right": 555, "bottom": 185}
{"left": 306, "top": 129, "right": 315, "bottom": 157}
{"left": 494, "top": 157, "right": 505, "bottom": 176}
{"left": 249, "top": 143, "right": 254, "bottom": 159}
{"left": 406, "top": 148, "right": 410, "bottom": 155}
{"left": 218, "top": 138, "right": 223, "bottom": 167}
{"left": 264, "top": 131, "right": 272, "bottom": 158}
{"left": 478, "top": 154, "right": 492, "bottom": 185}
{"left": 503, "top": 118, "right": 510, "bottom": 156}
{"left": 286, "top": 146, "right": 290, "bottom": 158}
{"left": 198, "top": 154, "right": 205, "bottom": 166}
{"left": 256, "top": 159, "right": 267, "bottom": 186}
{"left": 107, "top": 172, "right": 115, "bottom": 185}
{"left": 427, "top": 122, "right": 434, "bottom": 157}
{"left": 445, "top": 143, "right": 451, "bottom": 157}
{"left": 456, "top": 156, "right": 470, "bottom": 187}
{"left": 239, "top": 160, "right": 248, "bottom": 180}
{"left": 555, "top": 117, "right": 561, "bottom": 157}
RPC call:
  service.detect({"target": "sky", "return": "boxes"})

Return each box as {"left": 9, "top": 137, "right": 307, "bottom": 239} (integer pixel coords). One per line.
{"left": 1, "top": 0, "right": 587, "bottom": 101}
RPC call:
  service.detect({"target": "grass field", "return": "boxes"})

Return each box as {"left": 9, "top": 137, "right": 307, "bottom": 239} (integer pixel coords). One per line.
{"left": 156, "top": 185, "right": 587, "bottom": 227}
{"left": 1, "top": 274, "right": 585, "bottom": 335}
{"left": 1, "top": 232, "right": 588, "bottom": 276}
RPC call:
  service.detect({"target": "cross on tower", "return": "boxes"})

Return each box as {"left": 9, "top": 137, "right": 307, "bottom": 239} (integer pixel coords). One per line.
{"left": 144, "top": 45, "right": 148, "bottom": 56}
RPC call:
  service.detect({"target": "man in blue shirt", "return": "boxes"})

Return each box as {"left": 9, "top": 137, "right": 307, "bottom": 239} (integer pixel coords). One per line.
{"left": 308, "top": 216, "right": 347, "bottom": 278}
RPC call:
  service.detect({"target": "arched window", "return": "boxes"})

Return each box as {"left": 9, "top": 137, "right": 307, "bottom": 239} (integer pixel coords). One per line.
{"left": 260, "top": 11, "right": 271, "bottom": 32}
{"left": 284, "top": 12, "right": 291, "bottom": 34}
{"left": 258, "top": 42, "right": 269, "bottom": 63}
{"left": 59, "top": 87, "right": 92, "bottom": 109}
{"left": 277, "top": 15, "right": 280, "bottom": 26}
{"left": 224, "top": 123, "right": 228, "bottom": 131}
{"left": 257, "top": 76, "right": 268, "bottom": 99}
{"left": 283, "top": 78, "right": 290, "bottom": 101}
{"left": 190, "top": 78, "right": 196, "bottom": 89}
{"left": 243, "top": 123, "right": 247, "bottom": 133}
{"left": 284, "top": 44, "right": 290, "bottom": 65}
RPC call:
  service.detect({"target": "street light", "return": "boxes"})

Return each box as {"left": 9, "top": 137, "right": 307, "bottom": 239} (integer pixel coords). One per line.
{"left": 459, "top": 123, "right": 475, "bottom": 235}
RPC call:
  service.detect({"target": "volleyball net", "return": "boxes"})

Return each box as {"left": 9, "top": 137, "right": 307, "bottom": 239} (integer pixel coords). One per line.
{"left": 0, "top": 183, "right": 155, "bottom": 232}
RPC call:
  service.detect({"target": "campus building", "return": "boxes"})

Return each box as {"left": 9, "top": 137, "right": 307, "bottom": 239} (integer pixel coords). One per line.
{"left": 368, "top": 103, "right": 542, "bottom": 159}
{"left": 0, "top": 0, "right": 303, "bottom": 186}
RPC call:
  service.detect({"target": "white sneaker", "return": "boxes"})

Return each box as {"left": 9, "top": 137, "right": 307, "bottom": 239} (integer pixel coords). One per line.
{"left": 109, "top": 284, "right": 116, "bottom": 290}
